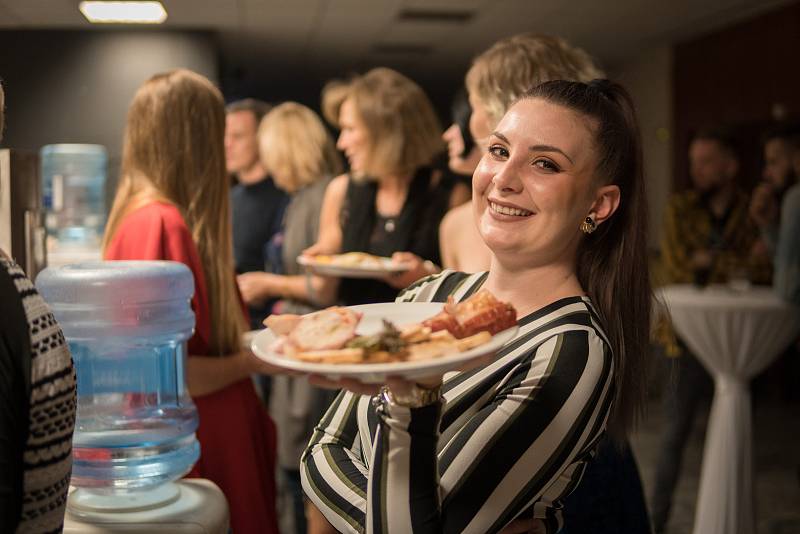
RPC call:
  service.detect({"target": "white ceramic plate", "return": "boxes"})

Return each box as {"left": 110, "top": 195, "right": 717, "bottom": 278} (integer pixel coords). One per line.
{"left": 297, "top": 254, "right": 410, "bottom": 279}
{"left": 251, "top": 302, "right": 519, "bottom": 383}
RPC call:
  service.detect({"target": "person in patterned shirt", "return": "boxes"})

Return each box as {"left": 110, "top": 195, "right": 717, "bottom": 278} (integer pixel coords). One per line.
{"left": 659, "top": 128, "right": 772, "bottom": 287}
{"left": 0, "top": 82, "right": 78, "bottom": 534}
{"left": 650, "top": 127, "right": 772, "bottom": 534}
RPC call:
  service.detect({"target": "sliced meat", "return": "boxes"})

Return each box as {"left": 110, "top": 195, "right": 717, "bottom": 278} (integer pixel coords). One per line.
{"left": 454, "top": 290, "right": 517, "bottom": 336}
{"left": 288, "top": 307, "right": 361, "bottom": 351}
{"left": 422, "top": 289, "right": 517, "bottom": 338}
{"left": 264, "top": 314, "right": 303, "bottom": 335}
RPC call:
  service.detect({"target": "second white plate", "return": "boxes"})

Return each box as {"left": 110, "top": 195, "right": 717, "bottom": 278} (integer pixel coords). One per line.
{"left": 297, "top": 254, "right": 410, "bottom": 279}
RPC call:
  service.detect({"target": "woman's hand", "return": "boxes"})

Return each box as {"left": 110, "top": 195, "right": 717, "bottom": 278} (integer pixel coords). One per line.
{"left": 302, "top": 237, "right": 340, "bottom": 258}
{"left": 384, "top": 252, "right": 439, "bottom": 289}
{"left": 237, "top": 272, "right": 277, "bottom": 305}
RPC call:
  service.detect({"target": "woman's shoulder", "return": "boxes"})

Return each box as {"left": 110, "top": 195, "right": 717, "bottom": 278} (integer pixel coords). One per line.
{"left": 782, "top": 183, "right": 800, "bottom": 212}
{"left": 513, "top": 296, "right": 609, "bottom": 347}
{"left": 441, "top": 201, "right": 472, "bottom": 229}
{"left": 322, "top": 173, "right": 351, "bottom": 203}
{"left": 304, "top": 175, "right": 334, "bottom": 200}
{"left": 106, "top": 201, "right": 195, "bottom": 261}
{"left": 396, "top": 270, "right": 488, "bottom": 303}
{"left": 121, "top": 200, "right": 187, "bottom": 231}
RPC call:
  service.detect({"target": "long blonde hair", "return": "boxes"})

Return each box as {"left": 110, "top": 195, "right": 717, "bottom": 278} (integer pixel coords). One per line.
{"left": 103, "top": 69, "right": 243, "bottom": 355}
{"left": 258, "top": 102, "right": 342, "bottom": 193}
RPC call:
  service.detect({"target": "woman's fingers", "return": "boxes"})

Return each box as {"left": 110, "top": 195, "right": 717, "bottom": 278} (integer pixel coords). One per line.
{"left": 236, "top": 273, "right": 260, "bottom": 304}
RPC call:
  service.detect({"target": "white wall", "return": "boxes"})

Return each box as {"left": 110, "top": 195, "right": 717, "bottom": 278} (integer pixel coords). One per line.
{"left": 611, "top": 46, "right": 673, "bottom": 251}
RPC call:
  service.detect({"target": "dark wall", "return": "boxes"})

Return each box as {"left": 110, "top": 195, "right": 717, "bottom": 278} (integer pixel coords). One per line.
{"left": 673, "top": 1, "right": 800, "bottom": 191}
{"left": 0, "top": 30, "right": 217, "bottom": 171}
{"left": 219, "top": 61, "right": 464, "bottom": 133}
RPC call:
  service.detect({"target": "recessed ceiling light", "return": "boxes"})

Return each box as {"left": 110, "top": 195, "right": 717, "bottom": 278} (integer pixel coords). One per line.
{"left": 79, "top": 1, "right": 168, "bottom": 24}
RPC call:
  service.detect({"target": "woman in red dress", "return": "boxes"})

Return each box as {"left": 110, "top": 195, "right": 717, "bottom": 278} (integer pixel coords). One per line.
{"left": 102, "top": 69, "right": 280, "bottom": 534}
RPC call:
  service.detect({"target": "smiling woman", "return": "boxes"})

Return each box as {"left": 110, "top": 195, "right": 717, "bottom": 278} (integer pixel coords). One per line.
{"left": 474, "top": 99, "right": 620, "bottom": 271}
{"left": 301, "top": 79, "right": 652, "bottom": 534}
{"left": 304, "top": 67, "right": 470, "bottom": 306}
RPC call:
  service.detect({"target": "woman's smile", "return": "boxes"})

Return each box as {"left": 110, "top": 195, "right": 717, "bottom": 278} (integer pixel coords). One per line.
{"left": 487, "top": 199, "right": 534, "bottom": 218}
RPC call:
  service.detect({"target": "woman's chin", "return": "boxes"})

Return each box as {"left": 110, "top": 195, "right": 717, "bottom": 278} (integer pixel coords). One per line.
{"left": 480, "top": 232, "right": 521, "bottom": 256}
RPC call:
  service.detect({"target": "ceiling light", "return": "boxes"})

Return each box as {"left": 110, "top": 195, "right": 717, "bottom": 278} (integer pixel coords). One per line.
{"left": 79, "top": 1, "right": 168, "bottom": 24}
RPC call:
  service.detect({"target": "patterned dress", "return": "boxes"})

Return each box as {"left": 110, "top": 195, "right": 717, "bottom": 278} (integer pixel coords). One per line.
{"left": 0, "top": 256, "right": 76, "bottom": 533}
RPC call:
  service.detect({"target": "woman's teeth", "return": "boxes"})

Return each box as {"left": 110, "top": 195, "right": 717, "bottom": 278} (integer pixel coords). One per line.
{"left": 490, "top": 202, "right": 532, "bottom": 217}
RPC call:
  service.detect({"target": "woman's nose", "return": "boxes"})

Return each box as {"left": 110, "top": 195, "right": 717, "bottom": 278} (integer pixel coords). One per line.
{"left": 442, "top": 123, "right": 458, "bottom": 142}
{"left": 491, "top": 161, "right": 523, "bottom": 193}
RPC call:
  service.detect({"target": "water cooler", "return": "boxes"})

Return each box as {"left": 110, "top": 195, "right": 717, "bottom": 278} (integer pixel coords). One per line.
{"left": 40, "top": 144, "right": 107, "bottom": 266}
{"left": 36, "top": 261, "right": 229, "bottom": 533}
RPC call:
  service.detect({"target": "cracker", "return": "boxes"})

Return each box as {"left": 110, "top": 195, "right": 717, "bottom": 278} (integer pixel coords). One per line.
{"left": 295, "top": 348, "right": 365, "bottom": 364}
{"left": 456, "top": 331, "right": 492, "bottom": 351}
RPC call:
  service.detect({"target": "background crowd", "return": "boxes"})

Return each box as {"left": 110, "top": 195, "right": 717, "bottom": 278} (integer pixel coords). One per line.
{"left": 1, "top": 18, "right": 799, "bottom": 534}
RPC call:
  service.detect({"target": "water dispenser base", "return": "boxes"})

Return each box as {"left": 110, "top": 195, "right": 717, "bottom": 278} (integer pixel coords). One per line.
{"left": 64, "top": 479, "right": 229, "bottom": 534}
{"left": 69, "top": 482, "right": 181, "bottom": 513}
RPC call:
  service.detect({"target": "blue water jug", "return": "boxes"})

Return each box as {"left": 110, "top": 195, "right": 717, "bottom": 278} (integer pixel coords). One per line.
{"left": 40, "top": 144, "right": 107, "bottom": 248}
{"left": 36, "top": 261, "right": 199, "bottom": 494}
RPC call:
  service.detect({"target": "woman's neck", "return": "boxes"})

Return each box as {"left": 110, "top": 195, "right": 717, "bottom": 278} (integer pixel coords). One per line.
{"left": 483, "top": 258, "right": 584, "bottom": 319}
{"left": 375, "top": 172, "right": 413, "bottom": 216}
{"left": 378, "top": 172, "right": 412, "bottom": 192}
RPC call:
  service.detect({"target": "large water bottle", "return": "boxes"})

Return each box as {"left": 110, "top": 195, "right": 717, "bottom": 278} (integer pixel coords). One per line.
{"left": 36, "top": 261, "right": 200, "bottom": 511}
{"left": 40, "top": 144, "right": 107, "bottom": 249}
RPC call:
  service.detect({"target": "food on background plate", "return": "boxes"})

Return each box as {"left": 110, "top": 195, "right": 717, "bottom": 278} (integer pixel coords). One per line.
{"left": 309, "top": 252, "right": 391, "bottom": 267}
{"left": 263, "top": 289, "right": 517, "bottom": 365}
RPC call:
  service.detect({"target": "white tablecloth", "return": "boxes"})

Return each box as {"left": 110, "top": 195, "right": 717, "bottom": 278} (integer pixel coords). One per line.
{"left": 659, "top": 285, "right": 800, "bottom": 534}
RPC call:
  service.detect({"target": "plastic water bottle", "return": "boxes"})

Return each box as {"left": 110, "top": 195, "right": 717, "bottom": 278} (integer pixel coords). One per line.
{"left": 40, "top": 144, "right": 107, "bottom": 248}
{"left": 36, "top": 261, "right": 199, "bottom": 496}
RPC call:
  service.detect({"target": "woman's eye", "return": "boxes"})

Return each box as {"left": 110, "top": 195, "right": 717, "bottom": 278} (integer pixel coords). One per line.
{"left": 488, "top": 145, "right": 509, "bottom": 158}
{"left": 533, "top": 159, "right": 559, "bottom": 172}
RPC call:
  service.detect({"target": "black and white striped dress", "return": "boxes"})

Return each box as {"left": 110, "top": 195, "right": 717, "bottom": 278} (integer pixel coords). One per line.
{"left": 0, "top": 257, "right": 76, "bottom": 533}
{"left": 301, "top": 271, "right": 615, "bottom": 534}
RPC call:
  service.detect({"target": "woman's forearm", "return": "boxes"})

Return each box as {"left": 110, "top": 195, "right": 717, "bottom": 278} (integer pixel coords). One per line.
{"left": 239, "top": 272, "right": 338, "bottom": 309}
{"left": 185, "top": 353, "right": 250, "bottom": 397}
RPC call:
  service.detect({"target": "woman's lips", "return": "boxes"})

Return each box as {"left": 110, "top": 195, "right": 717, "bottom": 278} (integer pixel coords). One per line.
{"left": 488, "top": 200, "right": 533, "bottom": 217}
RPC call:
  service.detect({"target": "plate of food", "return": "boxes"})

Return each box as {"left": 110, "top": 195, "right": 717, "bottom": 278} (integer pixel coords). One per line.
{"left": 251, "top": 289, "right": 519, "bottom": 383}
{"left": 297, "top": 252, "right": 411, "bottom": 278}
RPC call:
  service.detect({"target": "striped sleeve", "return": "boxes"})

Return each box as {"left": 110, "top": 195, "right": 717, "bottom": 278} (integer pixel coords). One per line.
{"left": 301, "top": 390, "right": 371, "bottom": 534}
{"left": 366, "top": 329, "right": 614, "bottom": 534}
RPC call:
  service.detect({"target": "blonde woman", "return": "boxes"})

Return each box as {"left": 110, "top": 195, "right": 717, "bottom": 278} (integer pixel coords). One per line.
{"left": 440, "top": 33, "right": 603, "bottom": 273}
{"left": 102, "top": 69, "right": 280, "bottom": 534}
{"left": 306, "top": 67, "right": 470, "bottom": 306}
{"left": 235, "top": 102, "right": 343, "bottom": 534}
{"left": 237, "top": 102, "right": 342, "bottom": 309}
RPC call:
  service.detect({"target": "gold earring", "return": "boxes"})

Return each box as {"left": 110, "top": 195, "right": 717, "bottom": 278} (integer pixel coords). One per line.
{"left": 580, "top": 215, "right": 597, "bottom": 234}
